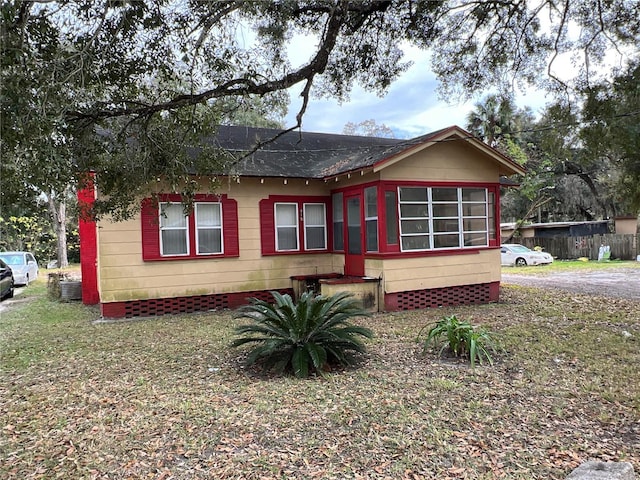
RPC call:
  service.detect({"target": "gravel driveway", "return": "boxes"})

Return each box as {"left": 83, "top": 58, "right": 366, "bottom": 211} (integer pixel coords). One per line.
{"left": 501, "top": 267, "right": 640, "bottom": 300}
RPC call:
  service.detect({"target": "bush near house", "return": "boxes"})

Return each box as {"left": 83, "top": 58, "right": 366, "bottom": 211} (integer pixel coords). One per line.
{"left": 232, "top": 291, "right": 373, "bottom": 378}
{"left": 419, "top": 314, "right": 500, "bottom": 367}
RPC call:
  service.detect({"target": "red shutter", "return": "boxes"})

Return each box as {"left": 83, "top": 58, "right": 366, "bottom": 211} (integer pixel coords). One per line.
{"left": 222, "top": 198, "right": 239, "bottom": 257}
{"left": 259, "top": 198, "right": 275, "bottom": 255}
{"left": 141, "top": 198, "right": 161, "bottom": 260}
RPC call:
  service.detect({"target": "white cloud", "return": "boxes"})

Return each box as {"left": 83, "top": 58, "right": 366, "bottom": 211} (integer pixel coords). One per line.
{"left": 285, "top": 40, "right": 551, "bottom": 138}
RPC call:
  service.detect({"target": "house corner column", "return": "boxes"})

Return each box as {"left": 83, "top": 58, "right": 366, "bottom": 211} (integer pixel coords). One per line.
{"left": 78, "top": 173, "right": 100, "bottom": 305}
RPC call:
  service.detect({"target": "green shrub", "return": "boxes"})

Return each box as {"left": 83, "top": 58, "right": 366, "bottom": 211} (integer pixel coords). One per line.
{"left": 232, "top": 291, "right": 373, "bottom": 378}
{"left": 419, "top": 314, "right": 498, "bottom": 367}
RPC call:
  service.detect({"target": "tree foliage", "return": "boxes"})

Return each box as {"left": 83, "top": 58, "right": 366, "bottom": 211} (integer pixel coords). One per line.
{"left": 581, "top": 60, "right": 640, "bottom": 212}
{"left": 0, "top": 207, "right": 79, "bottom": 265}
{"left": 466, "top": 94, "right": 518, "bottom": 147}
{"left": 343, "top": 119, "right": 395, "bottom": 138}
{"left": 2, "top": 0, "right": 639, "bottom": 219}
{"left": 466, "top": 56, "right": 640, "bottom": 225}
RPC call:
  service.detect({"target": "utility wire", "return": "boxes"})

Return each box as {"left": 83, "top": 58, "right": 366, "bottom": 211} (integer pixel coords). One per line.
{"left": 227, "top": 109, "right": 640, "bottom": 154}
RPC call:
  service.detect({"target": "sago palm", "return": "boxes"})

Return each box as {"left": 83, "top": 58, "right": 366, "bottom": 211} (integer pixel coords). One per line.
{"left": 232, "top": 290, "right": 373, "bottom": 378}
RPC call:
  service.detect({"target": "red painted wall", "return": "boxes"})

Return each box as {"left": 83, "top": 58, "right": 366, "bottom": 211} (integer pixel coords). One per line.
{"left": 78, "top": 175, "right": 100, "bottom": 305}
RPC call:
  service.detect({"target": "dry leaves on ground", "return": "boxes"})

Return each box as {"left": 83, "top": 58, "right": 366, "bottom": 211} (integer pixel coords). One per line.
{"left": 1, "top": 285, "right": 638, "bottom": 479}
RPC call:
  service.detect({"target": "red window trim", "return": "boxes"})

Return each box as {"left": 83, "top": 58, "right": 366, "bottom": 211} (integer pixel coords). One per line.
{"left": 141, "top": 193, "right": 239, "bottom": 261}
{"left": 259, "top": 195, "right": 331, "bottom": 256}
{"left": 378, "top": 181, "right": 501, "bottom": 252}
{"left": 365, "top": 246, "right": 497, "bottom": 259}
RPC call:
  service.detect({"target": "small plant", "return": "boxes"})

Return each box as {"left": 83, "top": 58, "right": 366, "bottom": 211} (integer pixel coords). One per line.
{"left": 419, "top": 314, "right": 498, "bottom": 367}
{"left": 232, "top": 291, "right": 373, "bottom": 378}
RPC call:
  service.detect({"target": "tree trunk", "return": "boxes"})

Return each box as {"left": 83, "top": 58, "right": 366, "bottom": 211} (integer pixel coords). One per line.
{"left": 48, "top": 191, "right": 69, "bottom": 268}
{"left": 563, "top": 161, "right": 609, "bottom": 219}
{"left": 503, "top": 196, "right": 554, "bottom": 244}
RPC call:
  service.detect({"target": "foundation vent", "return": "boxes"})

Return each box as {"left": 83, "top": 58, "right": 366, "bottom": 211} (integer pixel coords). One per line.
{"left": 123, "top": 294, "right": 230, "bottom": 318}
{"left": 104, "top": 288, "right": 294, "bottom": 319}
{"left": 390, "top": 284, "right": 492, "bottom": 311}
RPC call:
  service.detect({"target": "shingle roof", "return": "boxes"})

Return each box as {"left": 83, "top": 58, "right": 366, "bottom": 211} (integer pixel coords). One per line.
{"left": 200, "top": 124, "right": 524, "bottom": 179}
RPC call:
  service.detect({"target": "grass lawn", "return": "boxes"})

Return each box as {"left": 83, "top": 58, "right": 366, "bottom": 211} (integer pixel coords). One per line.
{"left": 501, "top": 258, "right": 640, "bottom": 275}
{"left": 1, "top": 268, "right": 639, "bottom": 479}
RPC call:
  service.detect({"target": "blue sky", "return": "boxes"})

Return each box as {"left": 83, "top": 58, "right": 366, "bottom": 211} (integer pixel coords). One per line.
{"left": 284, "top": 44, "right": 549, "bottom": 139}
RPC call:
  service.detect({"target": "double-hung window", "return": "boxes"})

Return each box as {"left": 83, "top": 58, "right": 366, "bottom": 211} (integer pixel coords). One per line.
{"left": 260, "top": 196, "right": 330, "bottom": 255}
{"left": 195, "top": 203, "right": 223, "bottom": 254}
{"left": 160, "top": 203, "right": 189, "bottom": 256}
{"left": 160, "top": 202, "right": 225, "bottom": 256}
{"left": 303, "top": 203, "right": 327, "bottom": 250}
{"left": 275, "top": 203, "right": 299, "bottom": 251}
{"left": 141, "top": 194, "right": 239, "bottom": 261}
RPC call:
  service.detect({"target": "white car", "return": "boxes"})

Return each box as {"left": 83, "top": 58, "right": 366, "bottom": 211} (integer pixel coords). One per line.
{"left": 0, "top": 251, "right": 39, "bottom": 286}
{"left": 501, "top": 244, "right": 553, "bottom": 267}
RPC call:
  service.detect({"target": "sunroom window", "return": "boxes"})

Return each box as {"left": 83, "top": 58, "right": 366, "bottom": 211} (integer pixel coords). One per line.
{"left": 461, "top": 188, "right": 488, "bottom": 247}
{"left": 398, "top": 187, "right": 489, "bottom": 251}
{"left": 332, "top": 192, "right": 344, "bottom": 251}
{"left": 365, "top": 186, "right": 378, "bottom": 252}
{"left": 398, "top": 187, "right": 430, "bottom": 251}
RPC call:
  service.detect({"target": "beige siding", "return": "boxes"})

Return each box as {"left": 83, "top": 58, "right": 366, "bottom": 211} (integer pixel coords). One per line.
{"left": 615, "top": 217, "right": 638, "bottom": 235}
{"left": 380, "top": 141, "right": 500, "bottom": 183}
{"left": 381, "top": 249, "right": 500, "bottom": 293}
{"left": 97, "top": 178, "right": 338, "bottom": 302}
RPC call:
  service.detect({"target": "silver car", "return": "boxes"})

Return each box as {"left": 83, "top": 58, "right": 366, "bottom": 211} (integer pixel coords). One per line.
{"left": 0, "top": 251, "right": 39, "bottom": 286}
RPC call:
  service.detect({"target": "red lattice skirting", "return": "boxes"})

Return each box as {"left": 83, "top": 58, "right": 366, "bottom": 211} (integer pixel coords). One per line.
{"left": 100, "top": 289, "right": 293, "bottom": 319}
{"left": 384, "top": 282, "right": 499, "bottom": 311}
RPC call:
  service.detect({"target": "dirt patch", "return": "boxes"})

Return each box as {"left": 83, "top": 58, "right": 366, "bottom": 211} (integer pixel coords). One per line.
{"left": 0, "top": 289, "right": 28, "bottom": 315}
{"left": 501, "top": 267, "right": 640, "bottom": 300}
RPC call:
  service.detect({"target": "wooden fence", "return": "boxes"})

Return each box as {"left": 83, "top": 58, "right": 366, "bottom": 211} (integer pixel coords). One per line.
{"left": 520, "top": 234, "right": 638, "bottom": 261}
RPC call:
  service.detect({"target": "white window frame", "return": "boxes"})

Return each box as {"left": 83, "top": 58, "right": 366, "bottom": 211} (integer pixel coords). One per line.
{"left": 303, "top": 203, "right": 327, "bottom": 250}
{"left": 159, "top": 202, "right": 189, "bottom": 257}
{"left": 461, "top": 188, "right": 489, "bottom": 247}
{"left": 275, "top": 202, "right": 300, "bottom": 251}
{"left": 431, "top": 187, "right": 461, "bottom": 249}
{"left": 398, "top": 187, "right": 431, "bottom": 252}
{"left": 195, "top": 202, "right": 224, "bottom": 255}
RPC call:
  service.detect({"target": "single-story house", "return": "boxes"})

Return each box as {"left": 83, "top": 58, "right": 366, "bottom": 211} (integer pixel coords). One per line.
{"left": 79, "top": 125, "right": 526, "bottom": 318}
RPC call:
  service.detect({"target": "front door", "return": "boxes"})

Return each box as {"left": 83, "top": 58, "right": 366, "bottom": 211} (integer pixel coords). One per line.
{"left": 344, "top": 193, "right": 365, "bottom": 276}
